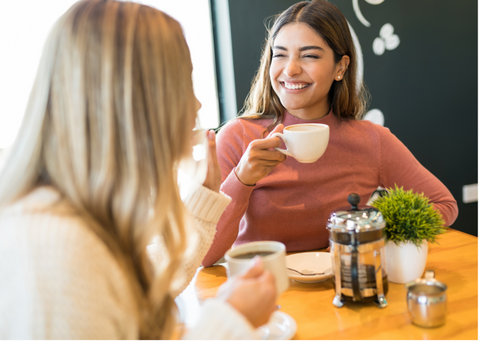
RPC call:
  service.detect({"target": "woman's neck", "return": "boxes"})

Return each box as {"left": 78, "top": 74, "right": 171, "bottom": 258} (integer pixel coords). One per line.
{"left": 285, "top": 105, "right": 330, "bottom": 121}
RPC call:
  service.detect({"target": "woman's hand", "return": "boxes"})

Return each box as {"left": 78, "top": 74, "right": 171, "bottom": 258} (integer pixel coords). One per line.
{"left": 202, "top": 130, "right": 221, "bottom": 193}
{"left": 235, "top": 124, "right": 287, "bottom": 186}
{"left": 215, "top": 257, "right": 277, "bottom": 328}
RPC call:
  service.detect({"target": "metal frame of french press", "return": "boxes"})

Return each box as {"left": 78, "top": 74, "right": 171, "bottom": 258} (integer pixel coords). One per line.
{"left": 331, "top": 193, "right": 388, "bottom": 309}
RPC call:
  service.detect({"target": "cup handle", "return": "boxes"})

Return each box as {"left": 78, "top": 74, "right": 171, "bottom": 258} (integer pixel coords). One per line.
{"left": 271, "top": 132, "right": 293, "bottom": 157}
{"left": 425, "top": 270, "right": 435, "bottom": 280}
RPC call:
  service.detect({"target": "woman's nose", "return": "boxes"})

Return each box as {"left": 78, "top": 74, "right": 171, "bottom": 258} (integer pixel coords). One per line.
{"left": 284, "top": 59, "right": 301, "bottom": 77}
{"left": 195, "top": 96, "right": 202, "bottom": 112}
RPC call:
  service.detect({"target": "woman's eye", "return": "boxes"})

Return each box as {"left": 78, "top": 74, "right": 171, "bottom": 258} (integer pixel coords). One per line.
{"left": 303, "top": 54, "right": 320, "bottom": 59}
{"left": 272, "top": 54, "right": 286, "bottom": 58}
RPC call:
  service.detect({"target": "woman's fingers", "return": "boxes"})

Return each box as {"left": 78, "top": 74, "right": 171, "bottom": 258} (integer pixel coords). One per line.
{"left": 235, "top": 124, "right": 287, "bottom": 185}
{"left": 251, "top": 149, "right": 286, "bottom": 162}
{"left": 202, "top": 130, "right": 221, "bottom": 192}
{"left": 250, "top": 135, "right": 282, "bottom": 151}
{"left": 238, "top": 257, "right": 264, "bottom": 279}
{"left": 207, "top": 130, "right": 217, "bottom": 158}
{"left": 217, "top": 258, "right": 277, "bottom": 328}
{"left": 267, "top": 123, "right": 284, "bottom": 137}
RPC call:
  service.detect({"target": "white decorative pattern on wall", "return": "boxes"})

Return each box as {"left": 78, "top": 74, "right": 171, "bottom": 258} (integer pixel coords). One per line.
{"left": 373, "top": 23, "right": 400, "bottom": 56}
{"left": 352, "top": 0, "right": 385, "bottom": 27}
{"left": 363, "top": 109, "right": 385, "bottom": 126}
{"left": 351, "top": 0, "right": 398, "bottom": 127}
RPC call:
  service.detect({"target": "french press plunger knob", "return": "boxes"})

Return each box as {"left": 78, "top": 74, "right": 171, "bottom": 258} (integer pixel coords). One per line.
{"left": 347, "top": 193, "right": 361, "bottom": 210}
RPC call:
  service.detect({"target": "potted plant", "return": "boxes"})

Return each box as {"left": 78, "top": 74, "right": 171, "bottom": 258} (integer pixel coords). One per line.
{"left": 371, "top": 185, "right": 447, "bottom": 283}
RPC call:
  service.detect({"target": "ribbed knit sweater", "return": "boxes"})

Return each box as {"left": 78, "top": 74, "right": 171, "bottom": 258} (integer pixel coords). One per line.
{"left": 202, "top": 110, "right": 458, "bottom": 266}
{"left": 0, "top": 186, "right": 258, "bottom": 339}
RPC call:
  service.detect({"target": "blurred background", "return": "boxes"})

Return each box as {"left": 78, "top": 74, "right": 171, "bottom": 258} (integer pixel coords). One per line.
{"left": 0, "top": 0, "right": 219, "bottom": 148}
{"left": 0, "top": 0, "right": 477, "bottom": 235}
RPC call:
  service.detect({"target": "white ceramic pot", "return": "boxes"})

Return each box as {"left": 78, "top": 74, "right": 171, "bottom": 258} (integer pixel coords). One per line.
{"left": 386, "top": 240, "right": 428, "bottom": 284}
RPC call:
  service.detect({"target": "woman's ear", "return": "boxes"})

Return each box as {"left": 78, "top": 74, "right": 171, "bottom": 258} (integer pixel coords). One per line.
{"left": 335, "top": 55, "right": 350, "bottom": 81}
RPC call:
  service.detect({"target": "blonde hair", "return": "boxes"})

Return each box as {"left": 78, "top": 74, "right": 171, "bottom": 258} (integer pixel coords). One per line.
{"left": 0, "top": 0, "right": 196, "bottom": 338}
{"left": 241, "top": 0, "right": 369, "bottom": 130}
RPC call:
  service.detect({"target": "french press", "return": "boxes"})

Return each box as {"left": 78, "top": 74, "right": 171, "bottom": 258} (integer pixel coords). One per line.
{"left": 327, "top": 193, "right": 388, "bottom": 308}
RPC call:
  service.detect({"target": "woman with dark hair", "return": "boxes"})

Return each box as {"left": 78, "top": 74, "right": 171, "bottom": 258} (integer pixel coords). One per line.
{"left": 202, "top": 0, "right": 458, "bottom": 266}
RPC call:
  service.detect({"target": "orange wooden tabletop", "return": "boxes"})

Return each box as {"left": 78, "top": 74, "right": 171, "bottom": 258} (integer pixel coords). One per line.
{"left": 176, "top": 229, "right": 478, "bottom": 340}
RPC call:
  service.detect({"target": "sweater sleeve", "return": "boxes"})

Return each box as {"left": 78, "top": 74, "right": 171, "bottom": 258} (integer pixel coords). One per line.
{"left": 148, "top": 185, "right": 232, "bottom": 297}
{"left": 182, "top": 299, "right": 257, "bottom": 340}
{"left": 201, "top": 120, "right": 256, "bottom": 267}
{"left": 375, "top": 125, "right": 458, "bottom": 226}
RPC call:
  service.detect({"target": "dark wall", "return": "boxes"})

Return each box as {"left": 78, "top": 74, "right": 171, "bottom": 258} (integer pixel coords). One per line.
{"left": 327, "top": 0, "right": 478, "bottom": 236}
{"left": 227, "top": 0, "right": 299, "bottom": 111}
{"left": 216, "top": 0, "right": 478, "bottom": 236}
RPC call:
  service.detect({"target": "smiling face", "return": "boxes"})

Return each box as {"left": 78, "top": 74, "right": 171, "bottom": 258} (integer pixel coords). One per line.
{"left": 270, "top": 22, "right": 348, "bottom": 120}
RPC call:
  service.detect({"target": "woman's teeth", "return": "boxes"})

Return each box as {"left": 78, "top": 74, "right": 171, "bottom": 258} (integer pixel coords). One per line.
{"left": 283, "top": 82, "right": 310, "bottom": 90}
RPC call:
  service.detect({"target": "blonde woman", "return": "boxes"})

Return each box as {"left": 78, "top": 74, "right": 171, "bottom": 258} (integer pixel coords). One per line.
{"left": 0, "top": 0, "right": 276, "bottom": 339}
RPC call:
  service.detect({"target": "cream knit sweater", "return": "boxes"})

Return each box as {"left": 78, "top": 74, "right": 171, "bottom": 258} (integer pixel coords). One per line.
{"left": 0, "top": 186, "right": 257, "bottom": 339}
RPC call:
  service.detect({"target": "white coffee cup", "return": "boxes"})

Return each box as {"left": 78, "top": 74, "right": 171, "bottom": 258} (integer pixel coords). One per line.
{"left": 271, "top": 123, "right": 329, "bottom": 163}
{"left": 225, "top": 241, "right": 289, "bottom": 296}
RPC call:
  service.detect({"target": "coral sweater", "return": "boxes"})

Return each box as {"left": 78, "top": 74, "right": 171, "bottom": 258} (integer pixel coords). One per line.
{"left": 202, "top": 111, "right": 458, "bottom": 266}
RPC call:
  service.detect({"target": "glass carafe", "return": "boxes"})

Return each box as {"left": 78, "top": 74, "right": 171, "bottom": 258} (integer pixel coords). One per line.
{"left": 328, "top": 193, "right": 388, "bottom": 308}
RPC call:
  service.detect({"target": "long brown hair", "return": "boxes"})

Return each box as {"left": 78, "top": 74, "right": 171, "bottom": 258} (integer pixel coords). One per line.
{"left": 241, "top": 0, "right": 368, "bottom": 127}
{"left": 0, "top": 0, "right": 196, "bottom": 338}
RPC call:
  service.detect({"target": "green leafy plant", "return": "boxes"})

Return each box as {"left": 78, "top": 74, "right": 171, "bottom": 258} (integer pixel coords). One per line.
{"left": 371, "top": 185, "right": 446, "bottom": 247}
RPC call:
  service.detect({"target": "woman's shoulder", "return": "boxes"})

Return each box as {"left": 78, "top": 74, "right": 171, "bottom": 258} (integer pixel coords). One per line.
{"left": 355, "top": 119, "right": 401, "bottom": 144}
{"left": 328, "top": 117, "right": 404, "bottom": 154}
{"left": 0, "top": 186, "right": 135, "bottom": 300}
{"left": 336, "top": 117, "right": 393, "bottom": 138}
{"left": 0, "top": 187, "right": 114, "bottom": 262}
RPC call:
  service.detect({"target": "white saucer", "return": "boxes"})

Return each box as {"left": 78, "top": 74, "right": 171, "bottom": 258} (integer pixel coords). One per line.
{"left": 256, "top": 311, "right": 297, "bottom": 340}
{"left": 286, "top": 252, "right": 333, "bottom": 283}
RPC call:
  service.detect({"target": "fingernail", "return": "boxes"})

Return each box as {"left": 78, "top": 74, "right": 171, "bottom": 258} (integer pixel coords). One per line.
{"left": 250, "top": 256, "right": 262, "bottom": 266}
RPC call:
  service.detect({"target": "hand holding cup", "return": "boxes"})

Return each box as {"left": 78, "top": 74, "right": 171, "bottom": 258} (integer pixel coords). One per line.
{"left": 215, "top": 257, "right": 277, "bottom": 328}
{"left": 235, "top": 124, "right": 287, "bottom": 186}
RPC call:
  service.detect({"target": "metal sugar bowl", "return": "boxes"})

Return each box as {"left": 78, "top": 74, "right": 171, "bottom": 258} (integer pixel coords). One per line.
{"left": 327, "top": 193, "right": 389, "bottom": 308}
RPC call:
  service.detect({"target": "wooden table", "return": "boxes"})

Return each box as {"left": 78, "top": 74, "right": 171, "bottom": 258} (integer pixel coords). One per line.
{"left": 176, "top": 229, "right": 478, "bottom": 339}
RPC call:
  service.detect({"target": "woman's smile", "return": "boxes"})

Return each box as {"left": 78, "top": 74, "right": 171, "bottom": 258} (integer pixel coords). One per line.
{"left": 281, "top": 81, "right": 312, "bottom": 90}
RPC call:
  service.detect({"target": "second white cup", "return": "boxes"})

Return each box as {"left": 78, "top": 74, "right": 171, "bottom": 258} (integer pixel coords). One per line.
{"left": 224, "top": 241, "right": 289, "bottom": 297}
{"left": 271, "top": 123, "right": 329, "bottom": 163}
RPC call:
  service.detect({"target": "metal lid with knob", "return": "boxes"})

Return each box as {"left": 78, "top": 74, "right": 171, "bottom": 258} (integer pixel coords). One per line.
{"left": 327, "top": 193, "right": 386, "bottom": 245}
